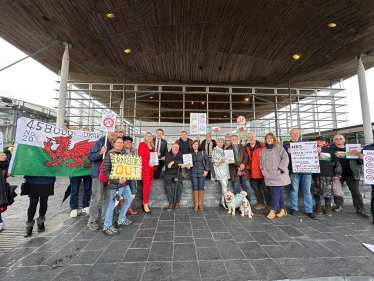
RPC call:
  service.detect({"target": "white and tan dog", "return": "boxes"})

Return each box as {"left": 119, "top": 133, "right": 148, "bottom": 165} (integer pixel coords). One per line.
{"left": 240, "top": 198, "right": 253, "bottom": 219}
{"left": 224, "top": 191, "right": 248, "bottom": 216}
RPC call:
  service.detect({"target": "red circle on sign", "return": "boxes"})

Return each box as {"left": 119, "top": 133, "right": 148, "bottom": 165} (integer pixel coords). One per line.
{"left": 366, "top": 169, "right": 374, "bottom": 174}
{"left": 365, "top": 156, "right": 373, "bottom": 162}
{"left": 366, "top": 163, "right": 374, "bottom": 168}
{"left": 366, "top": 175, "right": 374, "bottom": 181}
{"left": 103, "top": 117, "right": 114, "bottom": 128}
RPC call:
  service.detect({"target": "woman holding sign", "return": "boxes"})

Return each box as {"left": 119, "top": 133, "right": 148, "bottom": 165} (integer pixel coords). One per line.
{"left": 212, "top": 138, "right": 230, "bottom": 209}
{"left": 138, "top": 132, "right": 157, "bottom": 213}
{"left": 188, "top": 140, "right": 210, "bottom": 211}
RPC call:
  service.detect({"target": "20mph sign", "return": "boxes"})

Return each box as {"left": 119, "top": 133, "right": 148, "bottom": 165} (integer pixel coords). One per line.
{"left": 100, "top": 112, "right": 117, "bottom": 132}
{"left": 363, "top": 150, "right": 374, "bottom": 184}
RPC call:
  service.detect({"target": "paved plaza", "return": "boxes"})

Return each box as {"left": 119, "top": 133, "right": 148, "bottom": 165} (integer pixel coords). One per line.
{"left": 0, "top": 176, "right": 374, "bottom": 280}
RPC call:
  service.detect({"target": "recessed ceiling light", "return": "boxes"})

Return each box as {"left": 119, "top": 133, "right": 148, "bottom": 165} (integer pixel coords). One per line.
{"left": 293, "top": 54, "right": 301, "bottom": 60}
{"left": 328, "top": 23, "right": 337, "bottom": 28}
{"left": 191, "top": 102, "right": 194, "bottom": 104}
{"left": 224, "top": 116, "right": 227, "bottom": 117}
{"left": 107, "top": 13, "right": 115, "bottom": 18}
{"left": 150, "top": 96, "right": 153, "bottom": 99}
{"left": 202, "top": 101, "right": 205, "bottom": 105}
{"left": 245, "top": 98, "right": 250, "bottom": 102}
{"left": 124, "top": 49, "right": 131, "bottom": 54}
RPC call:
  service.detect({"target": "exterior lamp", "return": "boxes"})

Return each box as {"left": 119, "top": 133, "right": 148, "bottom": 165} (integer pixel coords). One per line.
{"left": 293, "top": 54, "right": 301, "bottom": 60}
{"left": 328, "top": 23, "right": 337, "bottom": 28}
{"left": 107, "top": 13, "right": 115, "bottom": 18}
{"left": 124, "top": 49, "right": 131, "bottom": 53}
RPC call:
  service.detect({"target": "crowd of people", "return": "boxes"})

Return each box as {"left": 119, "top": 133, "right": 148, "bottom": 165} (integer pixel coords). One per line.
{"left": 0, "top": 127, "right": 373, "bottom": 238}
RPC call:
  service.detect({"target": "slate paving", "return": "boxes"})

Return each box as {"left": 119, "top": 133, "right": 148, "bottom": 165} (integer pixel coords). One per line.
{"left": 0, "top": 177, "right": 374, "bottom": 280}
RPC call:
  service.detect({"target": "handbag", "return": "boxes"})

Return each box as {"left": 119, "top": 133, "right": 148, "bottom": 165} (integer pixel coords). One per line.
{"left": 201, "top": 151, "right": 206, "bottom": 167}
{"left": 21, "top": 181, "right": 30, "bottom": 196}
{"left": 332, "top": 179, "right": 344, "bottom": 197}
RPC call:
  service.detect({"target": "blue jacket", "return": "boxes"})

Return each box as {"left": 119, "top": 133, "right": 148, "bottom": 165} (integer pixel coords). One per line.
{"left": 283, "top": 139, "right": 311, "bottom": 175}
{"left": 25, "top": 176, "right": 56, "bottom": 185}
{"left": 363, "top": 143, "right": 374, "bottom": 151}
{"left": 88, "top": 136, "right": 113, "bottom": 178}
{"left": 190, "top": 150, "right": 210, "bottom": 177}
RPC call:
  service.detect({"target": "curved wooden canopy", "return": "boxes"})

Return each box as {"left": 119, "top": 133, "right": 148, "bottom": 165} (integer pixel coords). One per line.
{"left": 1, "top": 0, "right": 374, "bottom": 87}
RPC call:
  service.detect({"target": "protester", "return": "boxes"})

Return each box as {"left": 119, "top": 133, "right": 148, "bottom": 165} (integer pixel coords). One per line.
{"left": 0, "top": 149, "right": 12, "bottom": 231}
{"left": 69, "top": 175, "right": 92, "bottom": 218}
{"left": 138, "top": 132, "right": 156, "bottom": 213}
{"left": 260, "top": 133, "right": 290, "bottom": 219}
{"left": 227, "top": 135, "right": 251, "bottom": 202}
{"left": 360, "top": 143, "right": 374, "bottom": 224}
{"left": 153, "top": 129, "right": 168, "bottom": 179}
{"left": 211, "top": 138, "right": 230, "bottom": 209}
{"left": 187, "top": 140, "right": 209, "bottom": 211}
{"left": 224, "top": 133, "right": 231, "bottom": 148}
{"left": 117, "top": 128, "right": 124, "bottom": 138}
{"left": 122, "top": 136, "right": 138, "bottom": 215}
{"left": 311, "top": 136, "right": 342, "bottom": 216}
{"left": 164, "top": 144, "right": 184, "bottom": 211}
{"left": 283, "top": 128, "right": 317, "bottom": 219}
{"left": 176, "top": 131, "right": 193, "bottom": 179}
{"left": 87, "top": 130, "right": 116, "bottom": 230}
{"left": 245, "top": 132, "right": 271, "bottom": 210}
{"left": 102, "top": 136, "right": 133, "bottom": 236}
{"left": 201, "top": 133, "right": 217, "bottom": 179}
{"left": 330, "top": 134, "right": 370, "bottom": 217}
{"left": 23, "top": 175, "right": 56, "bottom": 237}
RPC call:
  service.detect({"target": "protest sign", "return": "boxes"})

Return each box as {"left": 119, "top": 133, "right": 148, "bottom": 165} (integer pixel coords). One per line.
{"left": 363, "top": 150, "right": 374, "bottom": 184}
{"left": 109, "top": 154, "right": 142, "bottom": 180}
{"left": 346, "top": 144, "right": 361, "bottom": 159}
{"left": 190, "top": 113, "right": 206, "bottom": 135}
{"left": 100, "top": 112, "right": 117, "bottom": 132}
{"left": 9, "top": 117, "right": 104, "bottom": 176}
{"left": 0, "top": 132, "right": 3, "bottom": 154}
{"left": 290, "top": 141, "right": 320, "bottom": 173}
{"left": 183, "top": 154, "right": 193, "bottom": 167}
{"left": 149, "top": 152, "right": 159, "bottom": 166}
{"left": 224, "top": 150, "right": 235, "bottom": 164}
{"left": 212, "top": 127, "right": 221, "bottom": 134}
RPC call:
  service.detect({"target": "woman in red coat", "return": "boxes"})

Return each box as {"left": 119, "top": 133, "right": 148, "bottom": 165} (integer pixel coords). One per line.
{"left": 138, "top": 132, "right": 157, "bottom": 213}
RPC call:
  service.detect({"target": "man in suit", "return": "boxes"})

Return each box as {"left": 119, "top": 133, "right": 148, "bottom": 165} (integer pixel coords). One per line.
{"left": 153, "top": 128, "right": 168, "bottom": 179}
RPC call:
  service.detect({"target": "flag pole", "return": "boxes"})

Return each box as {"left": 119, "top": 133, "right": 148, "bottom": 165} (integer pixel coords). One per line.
{"left": 103, "top": 131, "right": 108, "bottom": 159}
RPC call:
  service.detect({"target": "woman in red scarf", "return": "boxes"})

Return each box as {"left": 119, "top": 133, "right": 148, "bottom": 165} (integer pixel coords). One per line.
{"left": 138, "top": 132, "right": 157, "bottom": 213}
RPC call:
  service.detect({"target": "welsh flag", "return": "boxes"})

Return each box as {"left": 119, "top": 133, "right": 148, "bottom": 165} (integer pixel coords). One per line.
{"left": 9, "top": 117, "right": 104, "bottom": 177}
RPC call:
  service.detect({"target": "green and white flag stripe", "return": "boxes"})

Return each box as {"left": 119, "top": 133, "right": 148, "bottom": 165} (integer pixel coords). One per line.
{"left": 9, "top": 117, "right": 104, "bottom": 177}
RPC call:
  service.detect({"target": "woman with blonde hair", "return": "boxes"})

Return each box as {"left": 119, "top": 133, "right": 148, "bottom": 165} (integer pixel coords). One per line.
{"left": 259, "top": 133, "right": 290, "bottom": 219}
{"left": 138, "top": 132, "right": 156, "bottom": 213}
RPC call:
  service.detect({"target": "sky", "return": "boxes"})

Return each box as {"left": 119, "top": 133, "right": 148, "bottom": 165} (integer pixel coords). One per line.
{"left": 0, "top": 37, "right": 374, "bottom": 127}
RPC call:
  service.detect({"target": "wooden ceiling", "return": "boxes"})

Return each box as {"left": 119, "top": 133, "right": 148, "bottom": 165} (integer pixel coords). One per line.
{"left": 1, "top": 0, "right": 374, "bottom": 87}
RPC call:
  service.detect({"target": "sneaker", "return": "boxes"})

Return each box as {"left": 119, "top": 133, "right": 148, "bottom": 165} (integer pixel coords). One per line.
{"left": 117, "top": 219, "right": 133, "bottom": 227}
{"left": 289, "top": 209, "right": 297, "bottom": 216}
{"left": 100, "top": 218, "right": 105, "bottom": 224}
{"left": 87, "top": 221, "right": 100, "bottom": 230}
{"left": 70, "top": 209, "right": 78, "bottom": 218}
{"left": 0, "top": 222, "right": 4, "bottom": 231}
{"left": 334, "top": 206, "right": 343, "bottom": 212}
{"left": 307, "top": 212, "right": 317, "bottom": 220}
{"left": 356, "top": 208, "right": 370, "bottom": 218}
{"left": 253, "top": 204, "right": 265, "bottom": 210}
{"left": 103, "top": 225, "right": 119, "bottom": 236}
{"left": 82, "top": 207, "right": 90, "bottom": 215}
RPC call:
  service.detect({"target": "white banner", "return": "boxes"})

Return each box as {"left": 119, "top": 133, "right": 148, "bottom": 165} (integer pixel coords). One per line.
{"left": 190, "top": 113, "right": 206, "bottom": 135}
{"left": 100, "top": 112, "right": 117, "bottom": 132}
{"left": 363, "top": 150, "right": 374, "bottom": 184}
{"left": 291, "top": 141, "right": 320, "bottom": 173}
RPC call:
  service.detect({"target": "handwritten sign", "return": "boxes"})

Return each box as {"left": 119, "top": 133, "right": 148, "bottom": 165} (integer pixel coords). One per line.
{"left": 109, "top": 155, "right": 142, "bottom": 180}
{"left": 290, "top": 141, "right": 320, "bottom": 173}
{"left": 346, "top": 144, "right": 361, "bottom": 159}
{"left": 363, "top": 150, "right": 374, "bottom": 184}
{"left": 183, "top": 154, "right": 193, "bottom": 167}
{"left": 224, "top": 150, "right": 235, "bottom": 164}
{"left": 100, "top": 112, "right": 117, "bottom": 132}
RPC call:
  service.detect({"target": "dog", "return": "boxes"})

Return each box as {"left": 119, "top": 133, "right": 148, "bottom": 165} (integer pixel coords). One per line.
{"left": 240, "top": 198, "right": 253, "bottom": 219}
{"left": 224, "top": 191, "right": 248, "bottom": 216}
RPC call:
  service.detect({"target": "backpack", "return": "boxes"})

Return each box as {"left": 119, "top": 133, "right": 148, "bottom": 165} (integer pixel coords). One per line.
{"left": 99, "top": 151, "right": 115, "bottom": 184}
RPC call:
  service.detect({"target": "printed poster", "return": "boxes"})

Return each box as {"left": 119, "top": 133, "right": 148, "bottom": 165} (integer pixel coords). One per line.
{"left": 190, "top": 113, "right": 206, "bottom": 135}
{"left": 149, "top": 152, "right": 159, "bottom": 166}
{"left": 346, "top": 144, "right": 361, "bottom": 159}
{"left": 100, "top": 112, "right": 117, "bottom": 132}
{"left": 363, "top": 150, "right": 374, "bottom": 184}
{"left": 183, "top": 154, "right": 193, "bottom": 167}
{"left": 290, "top": 141, "right": 320, "bottom": 173}
{"left": 109, "top": 154, "right": 142, "bottom": 180}
{"left": 212, "top": 127, "right": 221, "bottom": 134}
{"left": 224, "top": 150, "right": 235, "bottom": 164}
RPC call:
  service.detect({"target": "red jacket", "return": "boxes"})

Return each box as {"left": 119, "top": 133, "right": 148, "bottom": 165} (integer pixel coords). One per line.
{"left": 246, "top": 141, "right": 265, "bottom": 179}
{"left": 138, "top": 142, "right": 157, "bottom": 172}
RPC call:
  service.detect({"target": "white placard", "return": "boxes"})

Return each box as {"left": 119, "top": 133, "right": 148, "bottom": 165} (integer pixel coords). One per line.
{"left": 183, "top": 154, "right": 193, "bottom": 167}
{"left": 363, "top": 150, "right": 374, "bottom": 184}
{"left": 224, "top": 150, "right": 235, "bottom": 164}
{"left": 100, "top": 112, "right": 117, "bottom": 132}
{"left": 290, "top": 141, "right": 320, "bottom": 173}
{"left": 0, "top": 132, "right": 3, "bottom": 154}
{"left": 363, "top": 243, "right": 374, "bottom": 254}
{"left": 346, "top": 144, "right": 361, "bottom": 159}
{"left": 149, "top": 152, "right": 159, "bottom": 166}
{"left": 190, "top": 113, "right": 206, "bottom": 135}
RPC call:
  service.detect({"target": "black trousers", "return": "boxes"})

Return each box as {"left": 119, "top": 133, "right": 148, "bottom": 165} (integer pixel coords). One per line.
{"left": 154, "top": 160, "right": 164, "bottom": 179}
{"left": 334, "top": 177, "right": 364, "bottom": 211}
{"left": 250, "top": 178, "right": 272, "bottom": 206}
{"left": 164, "top": 178, "right": 183, "bottom": 204}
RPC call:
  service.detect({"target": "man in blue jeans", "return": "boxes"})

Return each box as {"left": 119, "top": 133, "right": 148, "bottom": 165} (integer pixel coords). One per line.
{"left": 283, "top": 129, "right": 317, "bottom": 219}
{"left": 69, "top": 175, "right": 92, "bottom": 217}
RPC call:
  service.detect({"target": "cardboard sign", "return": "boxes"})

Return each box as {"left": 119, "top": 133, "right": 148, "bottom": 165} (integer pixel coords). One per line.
{"left": 109, "top": 155, "right": 142, "bottom": 180}
{"left": 149, "top": 152, "right": 159, "bottom": 166}
{"left": 346, "top": 144, "right": 361, "bottom": 159}
{"left": 363, "top": 150, "right": 374, "bottom": 184}
{"left": 290, "top": 141, "right": 320, "bottom": 173}
{"left": 224, "top": 150, "right": 235, "bottom": 164}
{"left": 190, "top": 113, "right": 206, "bottom": 135}
{"left": 183, "top": 154, "right": 193, "bottom": 167}
{"left": 100, "top": 112, "right": 117, "bottom": 132}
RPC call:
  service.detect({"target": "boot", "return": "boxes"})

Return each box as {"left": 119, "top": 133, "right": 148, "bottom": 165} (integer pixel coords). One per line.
{"left": 276, "top": 209, "right": 287, "bottom": 218}
{"left": 267, "top": 210, "right": 276, "bottom": 219}
{"left": 192, "top": 191, "right": 199, "bottom": 211}
{"left": 198, "top": 190, "right": 205, "bottom": 211}
{"left": 315, "top": 201, "right": 322, "bottom": 215}
{"left": 325, "top": 203, "right": 332, "bottom": 217}
{"left": 36, "top": 217, "right": 46, "bottom": 232}
{"left": 24, "top": 220, "right": 35, "bottom": 237}
{"left": 126, "top": 199, "right": 138, "bottom": 215}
